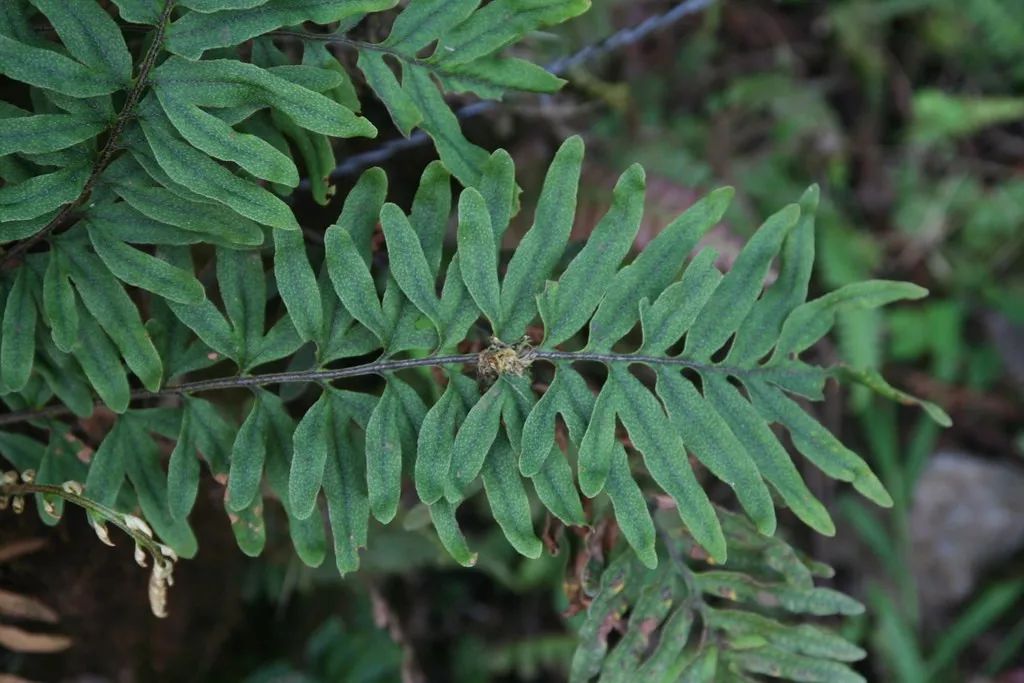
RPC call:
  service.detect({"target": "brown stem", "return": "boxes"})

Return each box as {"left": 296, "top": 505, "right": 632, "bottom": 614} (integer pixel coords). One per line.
{"left": 0, "top": 354, "right": 477, "bottom": 427}
{"left": 0, "top": 347, "right": 822, "bottom": 428}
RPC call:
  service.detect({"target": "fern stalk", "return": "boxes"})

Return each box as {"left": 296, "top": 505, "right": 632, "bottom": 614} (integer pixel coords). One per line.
{"left": 0, "top": 346, "right": 834, "bottom": 428}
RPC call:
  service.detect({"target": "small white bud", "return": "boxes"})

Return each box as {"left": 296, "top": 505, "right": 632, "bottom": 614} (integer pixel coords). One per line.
{"left": 134, "top": 543, "right": 148, "bottom": 568}
{"left": 124, "top": 514, "right": 154, "bottom": 538}
{"left": 153, "top": 560, "right": 173, "bottom": 581}
{"left": 148, "top": 562, "right": 173, "bottom": 619}
{"left": 149, "top": 570, "right": 168, "bottom": 619}
{"left": 93, "top": 521, "right": 115, "bottom": 547}
{"left": 61, "top": 481, "right": 84, "bottom": 496}
{"left": 20, "top": 469, "right": 35, "bottom": 483}
{"left": 156, "top": 544, "right": 178, "bottom": 562}
{"left": 12, "top": 496, "right": 24, "bottom": 514}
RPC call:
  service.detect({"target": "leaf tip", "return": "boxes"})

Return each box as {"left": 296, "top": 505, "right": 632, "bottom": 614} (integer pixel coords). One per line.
{"left": 638, "top": 547, "right": 659, "bottom": 570}
{"left": 521, "top": 539, "right": 544, "bottom": 559}
{"left": 816, "top": 516, "right": 838, "bottom": 537}
{"left": 864, "top": 483, "right": 895, "bottom": 509}
{"left": 800, "top": 183, "right": 821, "bottom": 206}
{"left": 754, "top": 515, "right": 778, "bottom": 537}
{"left": 924, "top": 401, "right": 953, "bottom": 427}
{"left": 559, "top": 134, "right": 586, "bottom": 160}
{"left": 906, "top": 283, "right": 930, "bottom": 299}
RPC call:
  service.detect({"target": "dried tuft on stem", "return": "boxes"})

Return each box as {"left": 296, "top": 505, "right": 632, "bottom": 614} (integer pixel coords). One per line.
{"left": 477, "top": 336, "right": 537, "bottom": 380}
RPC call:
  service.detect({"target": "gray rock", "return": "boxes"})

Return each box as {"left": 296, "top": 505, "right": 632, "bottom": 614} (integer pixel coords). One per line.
{"left": 911, "top": 451, "right": 1024, "bottom": 620}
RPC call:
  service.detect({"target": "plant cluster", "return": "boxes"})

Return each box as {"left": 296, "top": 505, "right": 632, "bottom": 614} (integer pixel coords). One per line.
{"left": 0, "top": 1, "right": 948, "bottom": 679}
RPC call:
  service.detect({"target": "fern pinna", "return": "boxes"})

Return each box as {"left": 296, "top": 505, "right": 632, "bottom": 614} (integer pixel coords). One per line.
{"left": 0, "top": 1, "right": 948, "bottom": 680}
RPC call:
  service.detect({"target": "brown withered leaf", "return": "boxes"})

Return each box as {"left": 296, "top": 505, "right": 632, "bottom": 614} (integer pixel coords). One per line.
{"left": 540, "top": 515, "right": 564, "bottom": 556}
{"left": 0, "top": 674, "right": 42, "bottom": 683}
{"left": 0, "top": 538, "right": 47, "bottom": 565}
{"left": 0, "top": 624, "right": 72, "bottom": 653}
{"left": 563, "top": 519, "right": 621, "bottom": 618}
{"left": 0, "top": 589, "right": 59, "bottom": 623}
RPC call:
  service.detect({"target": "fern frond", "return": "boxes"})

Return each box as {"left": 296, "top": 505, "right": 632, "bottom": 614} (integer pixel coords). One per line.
{"left": 335, "top": 136, "right": 945, "bottom": 566}
{"left": 3, "top": 137, "right": 946, "bottom": 578}
{"left": 570, "top": 509, "right": 867, "bottom": 683}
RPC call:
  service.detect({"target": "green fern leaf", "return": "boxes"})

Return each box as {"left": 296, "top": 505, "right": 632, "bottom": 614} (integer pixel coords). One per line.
{"left": 165, "top": 0, "right": 396, "bottom": 59}
{"left": 0, "top": 268, "right": 35, "bottom": 392}
{"left": 365, "top": 380, "right": 402, "bottom": 523}
{"left": 539, "top": 163, "right": 645, "bottom": 348}
{"left": 40, "top": 249, "right": 78, "bottom": 353}
{"left": 226, "top": 396, "right": 269, "bottom": 512}
{"left": 571, "top": 510, "right": 867, "bottom": 683}
{"left": 274, "top": 227, "right": 323, "bottom": 344}
{"left": 0, "top": 112, "right": 105, "bottom": 156}
{"left": 0, "top": 33, "right": 122, "bottom": 96}
{"left": 28, "top": 0, "right": 133, "bottom": 86}
{"left": 0, "top": 163, "right": 89, "bottom": 222}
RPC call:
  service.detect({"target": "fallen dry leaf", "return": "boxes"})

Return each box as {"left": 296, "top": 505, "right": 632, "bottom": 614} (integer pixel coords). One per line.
{"left": 0, "top": 589, "right": 59, "bottom": 623}
{"left": 0, "top": 538, "right": 47, "bottom": 565}
{"left": 0, "top": 674, "right": 42, "bottom": 683}
{"left": 0, "top": 623, "right": 72, "bottom": 653}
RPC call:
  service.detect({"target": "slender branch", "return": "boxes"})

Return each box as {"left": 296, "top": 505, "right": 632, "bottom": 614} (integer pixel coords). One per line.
{"left": 0, "top": 347, "right": 822, "bottom": 428}
{"left": 165, "top": 354, "right": 476, "bottom": 392}
{"left": 0, "top": 354, "right": 476, "bottom": 427}
{"left": 276, "top": 0, "right": 718, "bottom": 79}
{"left": 0, "top": 0, "right": 177, "bottom": 270}
{"left": 0, "top": 480, "right": 172, "bottom": 571}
